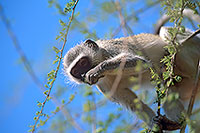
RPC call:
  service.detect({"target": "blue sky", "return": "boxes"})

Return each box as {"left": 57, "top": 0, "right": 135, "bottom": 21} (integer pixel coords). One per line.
{"left": 0, "top": 0, "right": 160, "bottom": 133}
{"left": 1, "top": 0, "right": 195, "bottom": 133}
{"left": 0, "top": 0, "right": 63, "bottom": 132}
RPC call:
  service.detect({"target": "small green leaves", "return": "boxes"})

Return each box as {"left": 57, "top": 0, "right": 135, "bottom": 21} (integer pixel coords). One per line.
{"left": 37, "top": 101, "right": 42, "bottom": 107}
{"left": 69, "top": 94, "right": 75, "bottom": 101}
{"left": 180, "top": 26, "right": 185, "bottom": 33}
{"left": 28, "top": 128, "right": 34, "bottom": 132}
{"left": 96, "top": 127, "right": 104, "bottom": 133}
{"left": 55, "top": 107, "right": 60, "bottom": 112}
{"left": 61, "top": 99, "right": 65, "bottom": 104}
{"left": 64, "top": 0, "right": 76, "bottom": 13}
{"left": 162, "top": 71, "right": 170, "bottom": 81}
{"left": 84, "top": 90, "right": 93, "bottom": 97}
{"left": 83, "top": 101, "right": 92, "bottom": 112}
{"left": 175, "top": 75, "right": 182, "bottom": 82}
{"left": 52, "top": 46, "right": 60, "bottom": 54}
{"left": 59, "top": 19, "right": 66, "bottom": 26}
{"left": 36, "top": 111, "right": 40, "bottom": 115}
{"left": 39, "top": 120, "right": 45, "bottom": 126}
{"left": 43, "top": 90, "right": 49, "bottom": 96}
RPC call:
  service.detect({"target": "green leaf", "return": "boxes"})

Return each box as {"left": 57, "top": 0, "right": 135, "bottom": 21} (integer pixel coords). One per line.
{"left": 174, "top": 75, "right": 182, "bottom": 82}
{"left": 28, "top": 128, "right": 34, "bottom": 132}
{"left": 36, "top": 111, "right": 40, "bottom": 115}
{"left": 69, "top": 94, "right": 75, "bottom": 101}
{"left": 101, "top": 2, "right": 116, "bottom": 13}
{"left": 43, "top": 90, "right": 49, "bottom": 95}
{"left": 84, "top": 91, "right": 93, "bottom": 96}
{"left": 39, "top": 120, "right": 45, "bottom": 126}
{"left": 45, "top": 84, "right": 49, "bottom": 88}
{"left": 53, "top": 59, "right": 59, "bottom": 64}
{"left": 47, "top": 96, "right": 52, "bottom": 101}
{"left": 62, "top": 99, "right": 65, "bottom": 104}
{"left": 33, "top": 117, "right": 37, "bottom": 120}
{"left": 37, "top": 101, "right": 42, "bottom": 107}
{"left": 59, "top": 19, "right": 66, "bottom": 26}
{"left": 52, "top": 46, "right": 60, "bottom": 54}
{"left": 180, "top": 26, "right": 185, "bottom": 33}
{"left": 163, "top": 71, "right": 170, "bottom": 80}
{"left": 96, "top": 127, "right": 104, "bottom": 133}
{"left": 55, "top": 107, "right": 60, "bottom": 112}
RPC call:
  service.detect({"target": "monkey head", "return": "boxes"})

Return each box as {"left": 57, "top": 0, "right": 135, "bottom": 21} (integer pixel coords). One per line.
{"left": 63, "top": 39, "right": 107, "bottom": 83}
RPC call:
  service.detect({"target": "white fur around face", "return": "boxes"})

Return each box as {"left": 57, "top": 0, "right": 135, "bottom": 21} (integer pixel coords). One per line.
{"left": 64, "top": 53, "right": 85, "bottom": 84}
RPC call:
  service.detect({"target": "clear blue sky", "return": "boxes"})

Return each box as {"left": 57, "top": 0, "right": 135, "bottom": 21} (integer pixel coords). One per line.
{"left": 1, "top": 0, "right": 193, "bottom": 133}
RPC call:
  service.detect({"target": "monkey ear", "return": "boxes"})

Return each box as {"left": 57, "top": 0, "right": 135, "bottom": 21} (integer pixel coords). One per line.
{"left": 84, "top": 39, "right": 99, "bottom": 51}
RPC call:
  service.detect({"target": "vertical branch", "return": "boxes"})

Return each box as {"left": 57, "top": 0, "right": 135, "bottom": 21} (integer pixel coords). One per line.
{"left": 187, "top": 60, "right": 200, "bottom": 117}
{"left": 180, "top": 60, "right": 200, "bottom": 133}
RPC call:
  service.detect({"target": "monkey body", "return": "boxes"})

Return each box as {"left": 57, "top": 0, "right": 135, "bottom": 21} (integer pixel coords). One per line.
{"left": 63, "top": 27, "right": 200, "bottom": 131}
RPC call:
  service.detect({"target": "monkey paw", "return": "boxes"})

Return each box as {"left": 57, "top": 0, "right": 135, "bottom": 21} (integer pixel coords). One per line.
{"left": 84, "top": 69, "right": 103, "bottom": 85}
{"left": 152, "top": 115, "right": 182, "bottom": 132}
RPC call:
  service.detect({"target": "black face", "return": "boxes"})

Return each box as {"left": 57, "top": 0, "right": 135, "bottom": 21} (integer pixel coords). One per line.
{"left": 70, "top": 56, "right": 92, "bottom": 80}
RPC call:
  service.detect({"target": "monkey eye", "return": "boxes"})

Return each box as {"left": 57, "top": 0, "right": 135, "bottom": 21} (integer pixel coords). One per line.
{"left": 71, "top": 68, "right": 79, "bottom": 76}
{"left": 79, "top": 57, "right": 88, "bottom": 67}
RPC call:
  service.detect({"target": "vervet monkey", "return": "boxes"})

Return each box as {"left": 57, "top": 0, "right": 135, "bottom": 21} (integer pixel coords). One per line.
{"left": 63, "top": 11, "right": 200, "bottom": 131}
{"left": 63, "top": 27, "right": 200, "bottom": 131}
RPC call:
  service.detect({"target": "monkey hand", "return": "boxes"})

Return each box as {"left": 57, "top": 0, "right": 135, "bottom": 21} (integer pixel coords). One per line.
{"left": 83, "top": 67, "right": 104, "bottom": 85}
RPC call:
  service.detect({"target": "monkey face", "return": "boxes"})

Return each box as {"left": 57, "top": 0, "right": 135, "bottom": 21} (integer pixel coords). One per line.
{"left": 70, "top": 56, "right": 92, "bottom": 81}
{"left": 63, "top": 39, "right": 106, "bottom": 83}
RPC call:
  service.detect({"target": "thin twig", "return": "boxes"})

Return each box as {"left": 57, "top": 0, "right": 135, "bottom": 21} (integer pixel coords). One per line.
{"left": 0, "top": 4, "right": 44, "bottom": 91}
{"left": 112, "top": 0, "right": 129, "bottom": 36}
{"left": 111, "top": 0, "right": 160, "bottom": 38}
{"left": 31, "top": 0, "right": 82, "bottom": 132}
{"left": 0, "top": 3, "right": 84, "bottom": 133}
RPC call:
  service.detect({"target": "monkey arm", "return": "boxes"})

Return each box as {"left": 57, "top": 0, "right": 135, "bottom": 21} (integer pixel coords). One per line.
{"left": 84, "top": 53, "right": 148, "bottom": 85}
